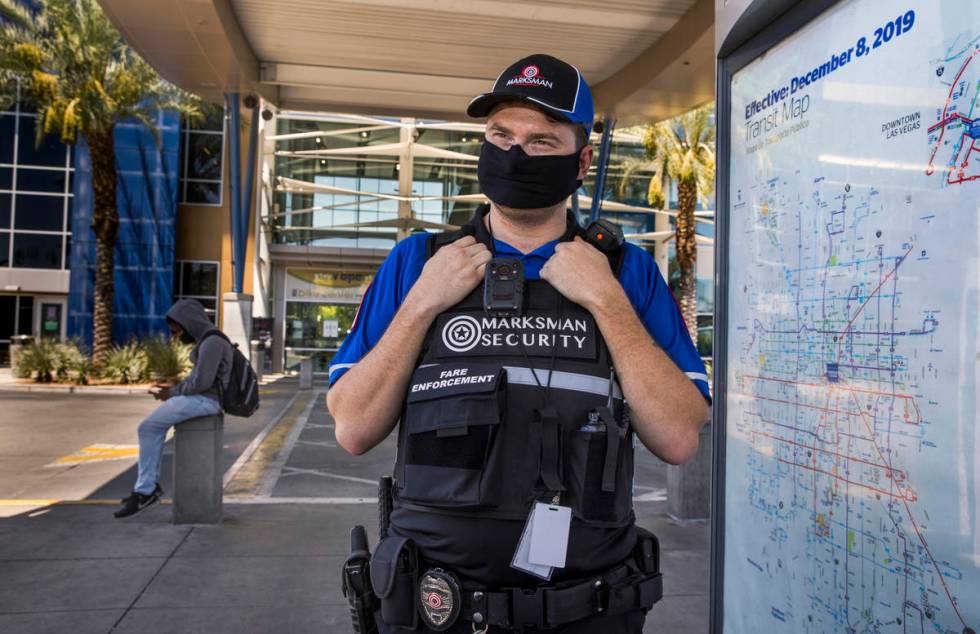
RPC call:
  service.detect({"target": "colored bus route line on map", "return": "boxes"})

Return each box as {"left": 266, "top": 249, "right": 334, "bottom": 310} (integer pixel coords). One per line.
{"left": 731, "top": 170, "right": 973, "bottom": 632}
{"left": 926, "top": 42, "right": 980, "bottom": 185}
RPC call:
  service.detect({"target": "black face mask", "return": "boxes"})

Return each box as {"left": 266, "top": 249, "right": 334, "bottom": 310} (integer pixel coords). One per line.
{"left": 178, "top": 331, "right": 195, "bottom": 345}
{"left": 477, "top": 141, "right": 581, "bottom": 210}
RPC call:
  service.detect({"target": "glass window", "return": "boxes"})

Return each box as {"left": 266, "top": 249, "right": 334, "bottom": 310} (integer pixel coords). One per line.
{"left": 272, "top": 117, "right": 489, "bottom": 250}
{"left": 184, "top": 181, "right": 221, "bottom": 205}
{"left": 179, "top": 109, "right": 224, "bottom": 206}
{"left": 174, "top": 260, "right": 219, "bottom": 322}
{"left": 0, "top": 193, "right": 10, "bottom": 229}
{"left": 14, "top": 194, "right": 65, "bottom": 231}
{"left": 17, "top": 295, "right": 33, "bottom": 335}
{"left": 17, "top": 116, "right": 68, "bottom": 167}
{"left": 13, "top": 232, "right": 62, "bottom": 268}
{"left": 181, "top": 261, "right": 218, "bottom": 297}
{"left": 0, "top": 295, "right": 14, "bottom": 339}
{"left": 284, "top": 302, "right": 358, "bottom": 350}
{"left": 185, "top": 134, "right": 222, "bottom": 180}
{"left": 0, "top": 294, "right": 13, "bottom": 364}
{"left": 1, "top": 104, "right": 73, "bottom": 272}
{"left": 0, "top": 114, "right": 14, "bottom": 164}
{"left": 200, "top": 108, "right": 225, "bottom": 131}
{"left": 15, "top": 168, "right": 68, "bottom": 193}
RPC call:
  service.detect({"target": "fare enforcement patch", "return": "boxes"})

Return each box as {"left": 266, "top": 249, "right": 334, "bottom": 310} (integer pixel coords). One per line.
{"left": 407, "top": 362, "right": 503, "bottom": 403}
{"left": 433, "top": 310, "right": 598, "bottom": 360}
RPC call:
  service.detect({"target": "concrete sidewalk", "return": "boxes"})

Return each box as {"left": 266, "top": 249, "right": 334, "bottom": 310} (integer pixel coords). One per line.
{"left": 0, "top": 502, "right": 707, "bottom": 633}
{"left": 0, "top": 382, "right": 709, "bottom": 633}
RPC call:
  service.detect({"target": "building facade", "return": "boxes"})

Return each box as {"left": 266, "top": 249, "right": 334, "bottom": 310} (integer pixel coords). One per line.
{"left": 261, "top": 111, "right": 714, "bottom": 374}
{"left": 2, "top": 100, "right": 713, "bottom": 371}
{"left": 0, "top": 100, "right": 255, "bottom": 364}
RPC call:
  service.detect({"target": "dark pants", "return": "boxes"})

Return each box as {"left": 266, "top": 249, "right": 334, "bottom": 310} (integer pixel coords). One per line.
{"left": 376, "top": 609, "right": 646, "bottom": 633}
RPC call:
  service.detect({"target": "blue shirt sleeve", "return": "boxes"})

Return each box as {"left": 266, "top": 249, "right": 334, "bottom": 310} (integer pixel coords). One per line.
{"left": 328, "top": 233, "right": 430, "bottom": 386}
{"left": 618, "top": 243, "right": 712, "bottom": 404}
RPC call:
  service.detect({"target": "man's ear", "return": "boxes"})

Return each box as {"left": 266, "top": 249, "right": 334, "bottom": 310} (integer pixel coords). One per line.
{"left": 576, "top": 145, "right": 594, "bottom": 180}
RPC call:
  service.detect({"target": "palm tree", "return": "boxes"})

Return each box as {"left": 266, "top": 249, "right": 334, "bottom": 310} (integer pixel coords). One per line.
{"left": 624, "top": 105, "right": 715, "bottom": 346}
{"left": 0, "top": 0, "right": 206, "bottom": 365}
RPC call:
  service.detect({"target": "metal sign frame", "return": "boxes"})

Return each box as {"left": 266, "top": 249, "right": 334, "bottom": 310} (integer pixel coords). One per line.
{"left": 709, "top": 1, "right": 840, "bottom": 631}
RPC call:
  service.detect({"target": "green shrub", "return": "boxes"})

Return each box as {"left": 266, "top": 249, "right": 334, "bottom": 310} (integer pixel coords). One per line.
{"left": 15, "top": 339, "right": 93, "bottom": 383}
{"left": 15, "top": 337, "right": 187, "bottom": 385}
{"left": 55, "top": 340, "right": 93, "bottom": 385}
{"left": 144, "top": 336, "right": 191, "bottom": 382}
{"left": 15, "top": 339, "right": 59, "bottom": 382}
{"left": 100, "top": 341, "right": 149, "bottom": 384}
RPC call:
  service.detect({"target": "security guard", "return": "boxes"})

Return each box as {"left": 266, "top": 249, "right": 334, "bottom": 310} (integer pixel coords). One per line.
{"left": 329, "top": 54, "right": 711, "bottom": 633}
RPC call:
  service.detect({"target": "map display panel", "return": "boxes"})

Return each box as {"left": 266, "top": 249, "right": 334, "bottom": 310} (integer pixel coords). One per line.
{"left": 724, "top": 1, "right": 979, "bottom": 632}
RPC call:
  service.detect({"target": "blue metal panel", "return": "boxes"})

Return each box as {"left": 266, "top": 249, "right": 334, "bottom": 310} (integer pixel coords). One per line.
{"left": 67, "top": 110, "right": 180, "bottom": 346}
{"left": 224, "top": 94, "right": 259, "bottom": 295}
{"left": 225, "top": 93, "right": 243, "bottom": 293}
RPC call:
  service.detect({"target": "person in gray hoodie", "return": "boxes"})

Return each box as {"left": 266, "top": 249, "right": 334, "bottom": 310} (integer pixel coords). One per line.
{"left": 115, "top": 299, "right": 233, "bottom": 518}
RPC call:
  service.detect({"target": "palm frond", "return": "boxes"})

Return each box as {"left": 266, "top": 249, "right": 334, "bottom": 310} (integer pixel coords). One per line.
{"left": 0, "top": 0, "right": 36, "bottom": 31}
{"left": 3, "top": 0, "right": 205, "bottom": 145}
{"left": 637, "top": 103, "right": 716, "bottom": 208}
{"left": 615, "top": 156, "right": 652, "bottom": 200}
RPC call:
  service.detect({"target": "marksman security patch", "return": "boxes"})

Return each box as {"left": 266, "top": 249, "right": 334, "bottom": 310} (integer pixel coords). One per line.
{"left": 433, "top": 310, "right": 598, "bottom": 360}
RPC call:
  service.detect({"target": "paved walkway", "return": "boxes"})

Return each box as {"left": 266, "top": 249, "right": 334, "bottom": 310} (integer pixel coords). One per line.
{"left": 0, "top": 379, "right": 708, "bottom": 633}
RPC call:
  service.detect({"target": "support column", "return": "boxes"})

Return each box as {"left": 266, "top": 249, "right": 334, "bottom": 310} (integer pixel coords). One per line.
{"left": 396, "top": 118, "right": 415, "bottom": 242}
{"left": 250, "top": 339, "right": 263, "bottom": 382}
{"left": 271, "top": 264, "right": 287, "bottom": 374}
{"left": 222, "top": 292, "right": 253, "bottom": 358}
{"left": 666, "top": 418, "right": 712, "bottom": 520}
{"left": 589, "top": 118, "right": 616, "bottom": 222}
{"left": 239, "top": 98, "right": 260, "bottom": 293}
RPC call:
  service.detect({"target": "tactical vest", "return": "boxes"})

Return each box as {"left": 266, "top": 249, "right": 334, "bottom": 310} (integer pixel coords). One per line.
{"left": 393, "top": 207, "right": 635, "bottom": 528}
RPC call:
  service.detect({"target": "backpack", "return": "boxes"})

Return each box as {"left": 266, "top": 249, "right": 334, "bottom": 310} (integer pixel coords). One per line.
{"left": 199, "top": 330, "right": 260, "bottom": 417}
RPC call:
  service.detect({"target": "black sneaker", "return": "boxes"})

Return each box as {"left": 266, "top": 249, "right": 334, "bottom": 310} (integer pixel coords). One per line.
{"left": 114, "top": 484, "right": 162, "bottom": 518}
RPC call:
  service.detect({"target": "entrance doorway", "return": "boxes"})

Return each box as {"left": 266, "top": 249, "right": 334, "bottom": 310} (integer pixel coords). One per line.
{"left": 0, "top": 295, "right": 34, "bottom": 366}
{"left": 39, "top": 302, "right": 63, "bottom": 339}
{"left": 283, "top": 302, "right": 358, "bottom": 373}
{"left": 34, "top": 297, "right": 66, "bottom": 340}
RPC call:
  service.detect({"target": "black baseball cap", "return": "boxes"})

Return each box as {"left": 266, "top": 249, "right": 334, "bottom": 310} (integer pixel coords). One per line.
{"left": 467, "top": 54, "right": 595, "bottom": 136}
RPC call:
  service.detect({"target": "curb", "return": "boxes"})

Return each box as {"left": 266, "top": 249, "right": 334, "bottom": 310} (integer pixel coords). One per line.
{"left": 0, "top": 376, "right": 289, "bottom": 396}
{"left": 0, "top": 383, "right": 150, "bottom": 395}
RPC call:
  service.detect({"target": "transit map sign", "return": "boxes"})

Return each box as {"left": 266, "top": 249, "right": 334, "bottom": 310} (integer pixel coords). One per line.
{"left": 722, "top": 0, "right": 979, "bottom": 632}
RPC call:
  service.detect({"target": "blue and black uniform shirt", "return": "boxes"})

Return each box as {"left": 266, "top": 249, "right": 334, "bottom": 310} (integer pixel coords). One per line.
{"left": 328, "top": 232, "right": 711, "bottom": 404}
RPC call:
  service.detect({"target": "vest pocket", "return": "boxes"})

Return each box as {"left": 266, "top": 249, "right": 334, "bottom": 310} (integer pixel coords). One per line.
{"left": 565, "top": 413, "right": 634, "bottom": 525}
{"left": 400, "top": 363, "right": 506, "bottom": 508}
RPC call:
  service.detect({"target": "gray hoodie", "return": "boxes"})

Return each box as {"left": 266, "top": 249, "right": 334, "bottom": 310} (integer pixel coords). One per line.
{"left": 165, "top": 299, "right": 233, "bottom": 403}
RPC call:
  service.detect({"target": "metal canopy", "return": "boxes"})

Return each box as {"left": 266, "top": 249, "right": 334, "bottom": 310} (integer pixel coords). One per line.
{"left": 97, "top": 0, "right": 714, "bottom": 126}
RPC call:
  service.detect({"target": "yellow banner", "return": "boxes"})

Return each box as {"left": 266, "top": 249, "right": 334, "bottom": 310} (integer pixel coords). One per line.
{"left": 286, "top": 268, "right": 374, "bottom": 303}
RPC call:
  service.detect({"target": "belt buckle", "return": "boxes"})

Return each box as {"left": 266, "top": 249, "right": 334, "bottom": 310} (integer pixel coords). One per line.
{"left": 510, "top": 586, "right": 548, "bottom": 629}
{"left": 419, "top": 568, "right": 461, "bottom": 631}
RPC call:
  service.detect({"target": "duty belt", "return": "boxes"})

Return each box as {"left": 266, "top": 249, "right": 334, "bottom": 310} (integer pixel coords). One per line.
{"left": 453, "top": 562, "right": 662, "bottom": 630}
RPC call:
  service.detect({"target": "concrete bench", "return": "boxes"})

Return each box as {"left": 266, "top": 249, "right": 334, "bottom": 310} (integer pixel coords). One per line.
{"left": 173, "top": 414, "right": 224, "bottom": 524}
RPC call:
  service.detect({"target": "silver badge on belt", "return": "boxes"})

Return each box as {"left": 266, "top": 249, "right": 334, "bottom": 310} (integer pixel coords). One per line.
{"left": 418, "top": 568, "right": 461, "bottom": 631}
